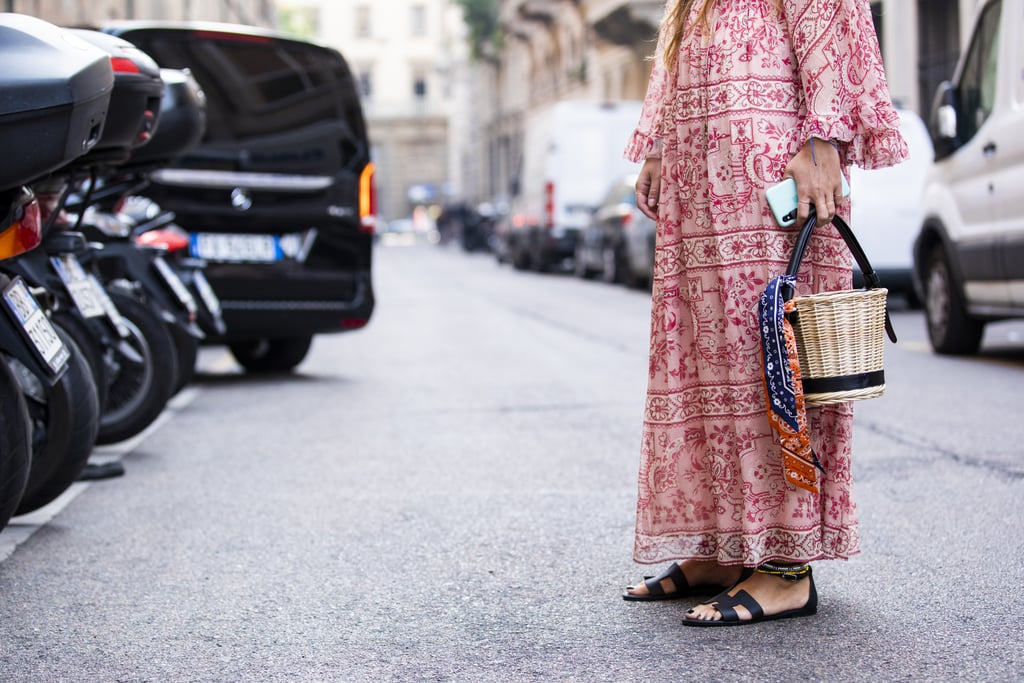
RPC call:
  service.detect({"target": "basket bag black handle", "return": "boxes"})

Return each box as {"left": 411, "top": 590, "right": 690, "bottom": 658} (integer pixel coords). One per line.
{"left": 782, "top": 211, "right": 897, "bottom": 343}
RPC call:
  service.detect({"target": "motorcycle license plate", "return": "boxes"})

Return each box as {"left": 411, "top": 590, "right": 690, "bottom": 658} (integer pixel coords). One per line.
{"left": 2, "top": 277, "right": 70, "bottom": 373}
{"left": 189, "top": 233, "right": 281, "bottom": 262}
{"left": 88, "top": 274, "right": 131, "bottom": 339}
{"left": 153, "top": 255, "right": 198, "bottom": 315}
{"left": 191, "top": 269, "right": 222, "bottom": 318}
{"left": 51, "top": 254, "right": 106, "bottom": 318}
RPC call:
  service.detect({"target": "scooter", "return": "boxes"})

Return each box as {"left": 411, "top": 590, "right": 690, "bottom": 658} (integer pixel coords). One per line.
{"left": 0, "top": 14, "right": 113, "bottom": 519}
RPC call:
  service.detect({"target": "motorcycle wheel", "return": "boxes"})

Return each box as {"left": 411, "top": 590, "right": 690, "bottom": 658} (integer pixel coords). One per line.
{"left": 52, "top": 309, "right": 110, "bottom": 412}
{"left": 15, "top": 323, "right": 100, "bottom": 515}
{"left": 96, "top": 291, "right": 178, "bottom": 446}
{"left": 0, "top": 359, "right": 32, "bottom": 530}
{"left": 166, "top": 321, "right": 199, "bottom": 396}
{"left": 229, "top": 336, "right": 313, "bottom": 373}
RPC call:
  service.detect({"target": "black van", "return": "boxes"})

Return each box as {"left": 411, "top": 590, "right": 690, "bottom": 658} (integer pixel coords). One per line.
{"left": 101, "top": 21, "right": 376, "bottom": 372}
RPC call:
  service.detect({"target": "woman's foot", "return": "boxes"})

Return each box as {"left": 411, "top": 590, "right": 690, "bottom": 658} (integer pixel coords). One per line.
{"left": 623, "top": 561, "right": 747, "bottom": 601}
{"left": 681, "top": 563, "right": 817, "bottom": 626}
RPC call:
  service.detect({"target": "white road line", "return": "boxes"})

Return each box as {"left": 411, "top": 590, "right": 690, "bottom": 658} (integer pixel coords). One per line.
{"left": 0, "top": 382, "right": 204, "bottom": 564}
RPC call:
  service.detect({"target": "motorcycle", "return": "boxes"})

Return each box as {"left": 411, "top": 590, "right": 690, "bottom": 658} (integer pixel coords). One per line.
{"left": 0, "top": 15, "right": 113, "bottom": 521}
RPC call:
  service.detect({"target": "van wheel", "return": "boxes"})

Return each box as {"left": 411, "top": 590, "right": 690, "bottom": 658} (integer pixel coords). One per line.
{"left": 529, "top": 244, "right": 550, "bottom": 273}
{"left": 600, "top": 246, "right": 621, "bottom": 284}
{"left": 574, "top": 244, "right": 594, "bottom": 279}
{"left": 230, "top": 337, "right": 313, "bottom": 373}
{"left": 923, "top": 246, "right": 984, "bottom": 355}
{"left": 511, "top": 238, "right": 530, "bottom": 270}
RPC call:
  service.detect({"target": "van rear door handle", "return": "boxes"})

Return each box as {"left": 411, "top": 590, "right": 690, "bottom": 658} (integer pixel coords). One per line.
{"left": 983, "top": 142, "right": 998, "bottom": 156}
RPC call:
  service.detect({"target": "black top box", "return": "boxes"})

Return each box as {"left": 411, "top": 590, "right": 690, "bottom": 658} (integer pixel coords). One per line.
{"left": 0, "top": 14, "right": 113, "bottom": 188}
{"left": 64, "top": 28, "right": 163, "bottom": 166}
{"left": 123, "top": 68, "right": 206, "bottom": 169}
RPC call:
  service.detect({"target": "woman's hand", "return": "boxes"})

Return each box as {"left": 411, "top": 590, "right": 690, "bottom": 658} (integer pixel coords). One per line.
{"left": 636, "top": 157, "right": 662, "bottom": 220}
{"left": 783, "top": 138, "right": 844, "bottom": 224}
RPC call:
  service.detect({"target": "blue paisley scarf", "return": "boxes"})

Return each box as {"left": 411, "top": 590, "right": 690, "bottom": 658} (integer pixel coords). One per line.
{"left": 758, "top": 275, "right": 825, "bottom": 493}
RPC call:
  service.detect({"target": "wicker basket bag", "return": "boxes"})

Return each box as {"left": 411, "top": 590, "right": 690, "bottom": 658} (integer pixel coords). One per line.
{"left": 781, "top": 214, "right": 897, "bottom": 406}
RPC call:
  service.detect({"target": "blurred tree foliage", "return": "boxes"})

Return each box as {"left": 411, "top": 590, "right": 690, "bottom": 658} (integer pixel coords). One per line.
{"left": 277, "top": 5, "right": 318, "bottom": 39}
{"left": 457, "top": 0, "right": 500, "bottom": 60}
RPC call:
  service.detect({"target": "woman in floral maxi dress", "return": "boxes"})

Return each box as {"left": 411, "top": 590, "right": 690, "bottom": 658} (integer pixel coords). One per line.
{"left": 621, "top": 0, "right": 907, "bottom": 625}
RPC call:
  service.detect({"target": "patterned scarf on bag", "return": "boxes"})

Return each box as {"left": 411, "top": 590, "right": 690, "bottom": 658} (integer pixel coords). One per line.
{"left": 758, "top": 275, "right": 825, "bottom": 494}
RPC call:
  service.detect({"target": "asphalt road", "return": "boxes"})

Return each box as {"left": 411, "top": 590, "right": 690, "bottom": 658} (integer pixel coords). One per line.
{"left": 1, "top": 242, "right": 1022, "bottom": 682}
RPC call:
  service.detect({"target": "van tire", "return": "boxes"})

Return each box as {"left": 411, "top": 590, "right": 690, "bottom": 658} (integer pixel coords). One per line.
{"left": 923, "top": 246, "right": 984, "bottom": 355}
{"left": 230, "top": 336, "right": 313, "bottom": 373}
{"left": 600, "top": 245, "right": 623, "bottom": 284}
{"left": 511, "top": 237, "right": 530, "bottom": 271}
{"left": 574, "top": 244, "right": 595, "bottom": 279}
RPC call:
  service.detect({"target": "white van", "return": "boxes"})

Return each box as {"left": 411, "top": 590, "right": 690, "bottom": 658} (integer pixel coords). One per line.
{"left": 505, "top": 100, "right": 643, "bottom": 271}
{"left": 850, "top": 108, "right": 933, "bottom": 302}
{"left": 912, "top": 0, "right": 1024, "bottom": 354}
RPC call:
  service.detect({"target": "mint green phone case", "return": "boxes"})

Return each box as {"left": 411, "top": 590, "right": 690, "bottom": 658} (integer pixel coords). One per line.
{"left": 766, "top": 175, "right": 850, "bottom": 227}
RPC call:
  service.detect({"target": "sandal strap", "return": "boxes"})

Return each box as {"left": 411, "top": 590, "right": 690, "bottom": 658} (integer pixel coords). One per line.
{"left": 710, "top": 590, "right": 764, "bottom": 622}
{"left": 643, "top": 562, "right": 688, "bottom": 596}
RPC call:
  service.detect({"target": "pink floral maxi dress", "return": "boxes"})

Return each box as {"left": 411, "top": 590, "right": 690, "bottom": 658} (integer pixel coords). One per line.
{"left": 623, "top": 0, "right": 908, "bottom": 565}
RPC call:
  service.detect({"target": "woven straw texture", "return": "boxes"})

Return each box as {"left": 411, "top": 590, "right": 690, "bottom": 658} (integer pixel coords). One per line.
{"left": 791, "top": 288, "right": 888, "bottom": 406}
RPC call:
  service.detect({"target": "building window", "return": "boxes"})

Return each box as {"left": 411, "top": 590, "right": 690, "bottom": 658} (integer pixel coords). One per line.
{"left": 355, "top": 5, "right": 371, "bottom": 38}
{"left": 413, "top": 69, "right": 427, "bottom": 98}
{"left": 358, "top": 68, "right": 373, "bottom": 99}
{"left": 411, "top": 4, "right": 426, "bottom": 36}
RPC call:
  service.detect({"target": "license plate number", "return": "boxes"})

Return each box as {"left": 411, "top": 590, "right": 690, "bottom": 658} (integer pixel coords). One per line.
{"left": 2, "top": 277, "right": 70, "bottom": 373}
{"left": 190, "top": 233, "right": 281, "bottom": 262}
{"left": 51, "top": 254, "right": 106, "bottom": 318}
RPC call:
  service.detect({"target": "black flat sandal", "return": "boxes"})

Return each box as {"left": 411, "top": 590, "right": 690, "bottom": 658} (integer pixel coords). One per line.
{"left": 680, "top": 563, "right": 818, "bottom": 626}
{"left": 623, "top": 563, "right": 752, "bottom": 602}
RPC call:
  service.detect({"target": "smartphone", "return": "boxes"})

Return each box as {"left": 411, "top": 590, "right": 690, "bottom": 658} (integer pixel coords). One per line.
{"left": 766, "top": 175, "right": 850, "bottom": 227}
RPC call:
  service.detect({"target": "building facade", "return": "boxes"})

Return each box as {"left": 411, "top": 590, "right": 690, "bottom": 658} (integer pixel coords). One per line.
{"left": 278, "top": 0, "right": 470, "bottom": 224}
{"left": 463, "top": 0, "right": 990, "bottom": 211}
{"left": 4, "top": 0, "right": 276, "bottom": 26}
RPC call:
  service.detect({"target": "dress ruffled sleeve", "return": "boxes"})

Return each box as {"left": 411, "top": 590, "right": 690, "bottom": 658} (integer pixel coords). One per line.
{"left": 782, "top": 0, "right": 909, "bottom": 170}
{"left": 624, "top": 2, "right": 673, "bottom": 163}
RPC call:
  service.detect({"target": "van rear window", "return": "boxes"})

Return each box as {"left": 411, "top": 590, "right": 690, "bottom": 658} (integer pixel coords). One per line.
{"left": 118, "top": 30, "right": 366, "bottom": 147}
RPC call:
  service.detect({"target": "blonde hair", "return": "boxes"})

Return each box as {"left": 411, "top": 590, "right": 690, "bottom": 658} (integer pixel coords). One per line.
{"left": 663, "top": 0, "right": 715, "bottom": 68}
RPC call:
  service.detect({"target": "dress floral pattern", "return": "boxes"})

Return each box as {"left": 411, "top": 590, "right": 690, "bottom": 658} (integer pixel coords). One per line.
{"left": 624, "top": 0, "right": 907, "bottom": 566}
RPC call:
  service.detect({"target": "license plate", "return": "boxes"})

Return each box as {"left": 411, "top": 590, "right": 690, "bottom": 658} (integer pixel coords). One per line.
{"left": 2, "top": 277, "right": 70, "bottom": 373}
{"left": 51, "top": 254, "right": 106, "bottom": 318}
{"left": 191, "top": 269, "right": 222, "bottom": 318}
{"left": 190, "top": 233, "right": 281, "bottom": 262}
{"left": 88, "top": 274, "right": 131, "bottom": 339}
{"left": 153, "top": 255, "right": 198, "bottom": 314}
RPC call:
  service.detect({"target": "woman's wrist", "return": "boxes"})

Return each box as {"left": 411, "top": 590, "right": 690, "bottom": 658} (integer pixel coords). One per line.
{"left": 646, "top": 139, "right": 663, "bottom": 160}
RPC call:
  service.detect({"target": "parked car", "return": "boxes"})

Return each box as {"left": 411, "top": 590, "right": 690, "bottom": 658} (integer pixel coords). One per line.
{"left": 100, "top": 21, "right": 377, "bottom": 372}
{"left": 911, "top": 0, "right": 1024, "bottom": 354}
{"left": 850, "top": 108, "right": 933, "bottom": 304}
{"left": 501, "top": 100, "right": 643, "bottom": 272}
{"left": 574, "top": 174, "right": 655, "bottom": 288}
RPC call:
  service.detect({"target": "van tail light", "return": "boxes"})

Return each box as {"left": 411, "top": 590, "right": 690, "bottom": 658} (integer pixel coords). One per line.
{"left": 544, "top": 181, "right": 555, "bottom": 229}
{"left": 359, "top": 162, "right": 377, "bottom": 234}
{"left": 136, "top": 225, "right": 191, "bottom": 253}
{"left": 621, "top": 210, "right": 633, "bottom": 232}
{"left": 0, "top": 187, "right": 42, "bottom": 260}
